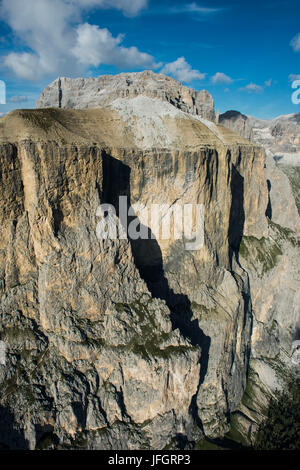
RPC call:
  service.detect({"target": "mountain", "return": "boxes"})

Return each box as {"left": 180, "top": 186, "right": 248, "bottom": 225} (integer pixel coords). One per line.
{"left": 218, "top": 110, "right": 253, "bottom": 140}
{"left": 36, "top": 70, "right": 215, "bottom": 121}
{"left": 0, "top": 72, "right": 298, "bottom": 450}
{"left": 219, "top": 110, "right": 300, "bottom": 158}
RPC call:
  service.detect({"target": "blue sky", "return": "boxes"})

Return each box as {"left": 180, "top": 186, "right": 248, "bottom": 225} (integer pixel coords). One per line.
{"left": 0, "top": 0, "right": 300, "bottom": 119}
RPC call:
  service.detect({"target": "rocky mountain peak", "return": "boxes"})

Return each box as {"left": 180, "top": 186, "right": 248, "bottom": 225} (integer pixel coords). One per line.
{"left": 36, "top": 70, "right": 215, "bottom": 121}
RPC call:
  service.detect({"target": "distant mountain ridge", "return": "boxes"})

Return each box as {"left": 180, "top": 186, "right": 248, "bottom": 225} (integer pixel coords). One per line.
{"left": 220, "top": 110, "right": 300, "bottom": 162}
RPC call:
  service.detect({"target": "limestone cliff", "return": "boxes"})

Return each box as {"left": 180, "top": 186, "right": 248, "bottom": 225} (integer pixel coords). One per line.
{"left": 219, "top": 111, "right": 300, "bottom": 233}
{"left": 0, "top": 75, "right": 298, "bottom": 449}
{"left": 219, "top": 110, "right": 300, "bottom": 446}
{"left": 0, "top": 94, "right": 271, "bottom": 450}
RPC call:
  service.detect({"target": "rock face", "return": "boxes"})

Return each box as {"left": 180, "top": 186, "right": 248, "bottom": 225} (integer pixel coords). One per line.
{"left": 220, "top": 110, "right": 300, "bottom": 233}
{"left": 264, "top": 150, "right": 300, "bottom": 233}
{"left": 36, "top": 71, "right": 215, "bottom": 121}
{"left": 219, "top": 109, "right": 300, "bottom": 445}
{"left": 0, "top": 73, "right": 298, "bottom": 450}
{"left": 230, "top": 217, "right": 300, "bottom": 447}
{"left": 0, "top": 94, "right": 271, "bottom": 450}
{"left": 219, "top": 110, "right": 253, "bottom": 140}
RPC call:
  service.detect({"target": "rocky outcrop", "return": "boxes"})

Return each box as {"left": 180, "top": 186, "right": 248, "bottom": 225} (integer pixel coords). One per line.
{"left": 36, "top": 71, "right": 215, "bottom": 121}
{"left": 0, "top": 96, "right": 271, "bottom": 449}
{"left": 219, "top": 110, "right": 253, "bottom": 140}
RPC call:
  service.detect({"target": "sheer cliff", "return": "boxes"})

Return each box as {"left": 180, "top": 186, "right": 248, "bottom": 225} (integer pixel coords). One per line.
{"left": 219, "top": 110, "right": 300, "bottom": 446}
{"left": 0, "top": 81, "right": 298, "bottom": 449}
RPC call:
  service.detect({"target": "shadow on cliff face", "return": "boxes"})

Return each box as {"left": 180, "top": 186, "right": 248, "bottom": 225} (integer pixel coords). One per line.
{"left": 293, "top": 327, "right": 300, "bottom": 341}
{"left": 227, "top": 162, "right": 253, "bottom": 398}
{"left": 101, "top": 151, "right": 211, "bottom": 426}
{"left": 0, "top": 405, "right": 29, "bottom": 450}
{"left": 228, "top": 164, "right": 245, "bottom": 267}
{"left": 265, "top": 179, "right": 272, "bottom": 220}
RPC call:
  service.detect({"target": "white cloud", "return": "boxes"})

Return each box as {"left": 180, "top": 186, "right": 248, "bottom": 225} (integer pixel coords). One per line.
{"left": 211, "top": 72, "right": 232, "bottom": 84}
{"left": 264, "top": 78, "right": 272, "bottom": 87}
{"left": 4, "top": 53, "right": 44, "bottom": 81}
{"left": 0, "top": 0, "right": 153, "bottom": 80}
{"left": 75, "top": 0, "right": 148, "bottom": 17}
{"left": 289, "top": 74, "right": 300, "bottom": 82}
{"left": 161, "top": 57, "right": 206, "bottom": 83}
{"left": 239, "top": 83, "right": 263, "bottom": 93}
{"left": 8, "top": 95, "right": 28, "bottom": 103}
{"left": 171, "top": 2, "right": 222, "bottom": 15}
{"left": 72, "top": 23, "right": 157, "bottom": 69}
{"left": 290, "top": 33, "right": 300, "bottom": 52}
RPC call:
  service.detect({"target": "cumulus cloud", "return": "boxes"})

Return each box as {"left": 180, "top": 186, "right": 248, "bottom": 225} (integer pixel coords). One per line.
{"left": 239, "top": 83, "right": 263, "bottom": 93}
{"left": 161, "top": 57, "right": 206, "bottom": 83}
{"left": 211, "top": 72, "right": 233, "bottom": 84}
{"left": 72, "top": 23, "right": 157, "bottom": 69}
{"left": 4, "top": 52, "right": 43, "bottom": 81}
{"left": 0, "top": 0, "right": 153, "bottom": 80}
{"left": 264, "top": 78, "right": 272, "bottom": 87}
{"left": 290, "top": 33, "right": 300, "bottom": 52}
